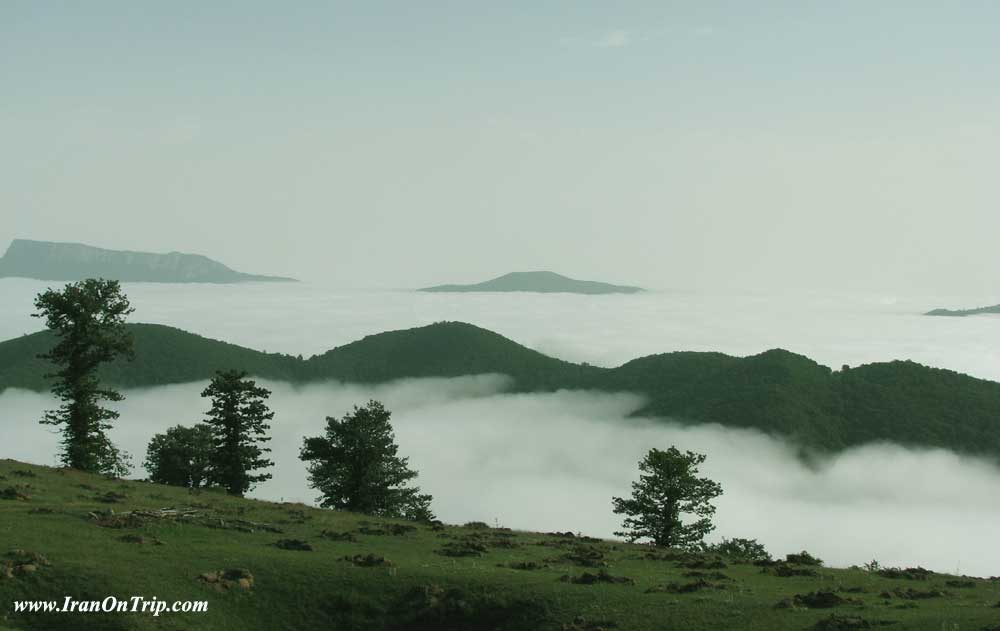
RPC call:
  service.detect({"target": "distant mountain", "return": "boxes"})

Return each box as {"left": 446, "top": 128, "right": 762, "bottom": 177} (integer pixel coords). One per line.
{"left": 4, "top": 321, "right": 1000, "bottom": 459}
{"left": 0, "top": 239, "right": 296, "bottom": 283}
{"left": 419, "top": 271, "right": 643, "bottom": 294}
{"left": 925, "top": 304, "right": 1000, "bottom": 317}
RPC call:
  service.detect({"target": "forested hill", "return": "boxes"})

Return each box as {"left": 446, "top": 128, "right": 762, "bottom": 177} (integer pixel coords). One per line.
{"left": 2, "top": 322, "right": 1000, "bottom": 458}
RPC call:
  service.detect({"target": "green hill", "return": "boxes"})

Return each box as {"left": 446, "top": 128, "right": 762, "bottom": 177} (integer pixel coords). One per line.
{"left": 1, "top": 459, "right": 997, "bottom": 631}
{"left": 419, "top": 271, "right": 643, "bottom": 294}
{"left": 3, "top": 322, "right": 1000, "bottom": 458}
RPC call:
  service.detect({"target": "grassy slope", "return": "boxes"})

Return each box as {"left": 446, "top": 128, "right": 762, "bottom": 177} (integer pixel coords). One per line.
{"left": 1, "top": 459, "right": 998, "bottom": 631}
{"left": 3, "top": 322, "right": 1000, "bottom": 457}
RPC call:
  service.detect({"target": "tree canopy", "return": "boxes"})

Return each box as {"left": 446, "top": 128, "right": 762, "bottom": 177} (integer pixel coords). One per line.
{"left": 33, "top": 278, "right": 135, "bottom": 475}
{"left": 201, "top": 370, "right": 275, "bottom": 496}
{"left": 300, "top": 400, "right": 433, "bottom": 521}
{"left": 612, "top": 447, "right": 723, "bottom": 548}
{"left": 143, "top": 424, "right": 214, "bottom": 489}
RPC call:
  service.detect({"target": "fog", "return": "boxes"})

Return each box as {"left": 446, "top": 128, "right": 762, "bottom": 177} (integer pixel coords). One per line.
{"left": 3, "top": 377, "right": 999, "bottom": 577}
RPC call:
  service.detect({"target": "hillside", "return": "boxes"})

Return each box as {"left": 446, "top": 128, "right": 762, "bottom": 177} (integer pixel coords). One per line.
{"left": 1, "top": 459, "right": 998, "bottom": 631}
{"left": 3, "top": 322, "right": 1000, "bottom": 458}
{"left": 419, "top": 271, "right": 643, "bottom": 294}
{"left": 926, "top": 304, "right": 1000, "bottom": 317}
{"left": 0, "top": 239, "right": 296, "bottom": 283}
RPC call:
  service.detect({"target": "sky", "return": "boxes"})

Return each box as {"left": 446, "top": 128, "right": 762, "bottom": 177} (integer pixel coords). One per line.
{"left": 2, "top": 2, "right": 999, "bottom": 292}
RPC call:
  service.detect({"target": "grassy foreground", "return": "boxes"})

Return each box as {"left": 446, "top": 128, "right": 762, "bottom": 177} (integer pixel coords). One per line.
{"left": 1, "top": 459, "right": 998, "bottom": 631}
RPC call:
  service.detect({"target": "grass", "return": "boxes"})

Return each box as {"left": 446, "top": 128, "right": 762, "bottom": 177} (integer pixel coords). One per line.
{"left": 1, "top": 458, "right": 998, "bottom": 631}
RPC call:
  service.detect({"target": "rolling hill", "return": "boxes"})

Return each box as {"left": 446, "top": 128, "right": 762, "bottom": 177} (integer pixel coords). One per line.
{"left": 3, "top": 322, "right": 1000, "bottom": 459}
{"left": 1, "top": 459, "right": 998, "bottom": 631}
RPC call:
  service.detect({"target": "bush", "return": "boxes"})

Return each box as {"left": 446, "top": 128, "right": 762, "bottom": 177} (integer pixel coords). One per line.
{"left": 701, "top": 537, "right": 771, "bottom": 563}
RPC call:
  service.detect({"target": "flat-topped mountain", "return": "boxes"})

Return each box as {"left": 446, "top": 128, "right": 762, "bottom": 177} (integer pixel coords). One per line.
{"left": 926, "top": 304, "right": 1000, "bottom": 317}
{"left": 419, "top": 271, "right": 643, "bottom": 294}
{"left": 0, "top": 239, "right": 296, "bottom": 283}
{"left": 4, "top": 321, "right": 1000, "bottom": 458}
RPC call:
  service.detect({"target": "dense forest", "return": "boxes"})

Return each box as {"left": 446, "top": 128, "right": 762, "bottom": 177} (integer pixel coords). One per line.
{"left": 3, "top": 321, "right": 1000, "bottom": 458}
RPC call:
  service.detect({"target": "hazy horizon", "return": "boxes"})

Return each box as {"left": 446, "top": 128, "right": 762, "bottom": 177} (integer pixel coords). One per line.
{"left": 4, "top": 3, "right": 1000, "bottom": 293}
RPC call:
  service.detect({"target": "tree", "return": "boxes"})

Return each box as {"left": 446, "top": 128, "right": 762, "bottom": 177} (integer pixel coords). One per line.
{"left": 201, "top": 370, "right": 274, "bottom": 496}
{"left": 612, "top": 447, "right": 723, "bottom": 548}
{"left": 143, "top": 424, "right": 214, "bottom": 488}
{"left": 33, "top": 278, "right": 135, "bottom": 475}
{"left": 300, "top": 400, "right": 434, "bottom": 521}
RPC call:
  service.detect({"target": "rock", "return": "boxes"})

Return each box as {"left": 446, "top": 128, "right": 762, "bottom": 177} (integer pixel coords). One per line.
{"left": 199, "top": 572, "right": 220, "bottom": 583}
{"left": 16, "top": 564, "right": 37, "bottom": 575}
{"left": 236, "top": 578, "right": 253, "bottom": 590}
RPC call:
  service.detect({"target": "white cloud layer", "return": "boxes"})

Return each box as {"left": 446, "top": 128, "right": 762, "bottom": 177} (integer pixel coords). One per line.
{"left": 3, "top": 378, "right": 999, "bottom": 577}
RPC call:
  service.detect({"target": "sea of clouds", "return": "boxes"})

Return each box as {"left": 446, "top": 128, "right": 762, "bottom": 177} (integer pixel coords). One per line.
{"left": 2, "top": 279, "right": 1000, "bottom": 576}
{"left": 2, "top": 377, "right": 999, "bottom": 577}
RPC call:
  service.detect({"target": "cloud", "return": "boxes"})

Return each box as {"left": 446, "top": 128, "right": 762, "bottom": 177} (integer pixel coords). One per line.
{"left": 3, "top": 378, "right": 1000, "bottom": 577}
{"left": 594, "top": 30, "right": 631, "bottom": 48}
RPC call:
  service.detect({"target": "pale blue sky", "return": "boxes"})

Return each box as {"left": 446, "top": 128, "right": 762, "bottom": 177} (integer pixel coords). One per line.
{"left": 2, "top": 2, "right": 999, "bottom": 291}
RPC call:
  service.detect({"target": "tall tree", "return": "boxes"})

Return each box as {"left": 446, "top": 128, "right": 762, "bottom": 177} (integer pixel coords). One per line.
{"left": 612, "top": 447, "right": 723, "bottom": 548}
{"left": 143, "top": 424, "right": 214, "bottom": 489}
{"left": 300, "top": 400, "right": 434, "bottom": 521}
{"left": 33, "top": 278, "right": 135, "bottom": 475}
{"left": 201, "top": 370, "right": 274, "bottom": 496}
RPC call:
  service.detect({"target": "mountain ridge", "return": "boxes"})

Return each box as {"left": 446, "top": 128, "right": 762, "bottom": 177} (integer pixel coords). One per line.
{"left": 0, "top": 239, "right": 296, "bottom": 283}
{"left": 3, "top": 321, "right": 1000, "bottom": 459}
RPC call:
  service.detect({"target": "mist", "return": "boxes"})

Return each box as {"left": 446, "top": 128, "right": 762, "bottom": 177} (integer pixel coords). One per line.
{"left": 3, "top": 376, "right": 999, "bottom": 578}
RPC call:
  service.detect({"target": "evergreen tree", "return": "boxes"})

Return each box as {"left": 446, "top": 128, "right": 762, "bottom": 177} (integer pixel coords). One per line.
{"left": 143, "top": 424, "right": 214, "bottom": 488}
{"left": 33, "top": 278, "right": 135, "bottom": 475}
{"left": 201, "top": 370, "right": 274, "bottom": 496}
{"left": 300, "top": 400, "right": 433, "bottom": 521}
{"left": 612, "top": 447, "right": 723, "bottom": 548}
